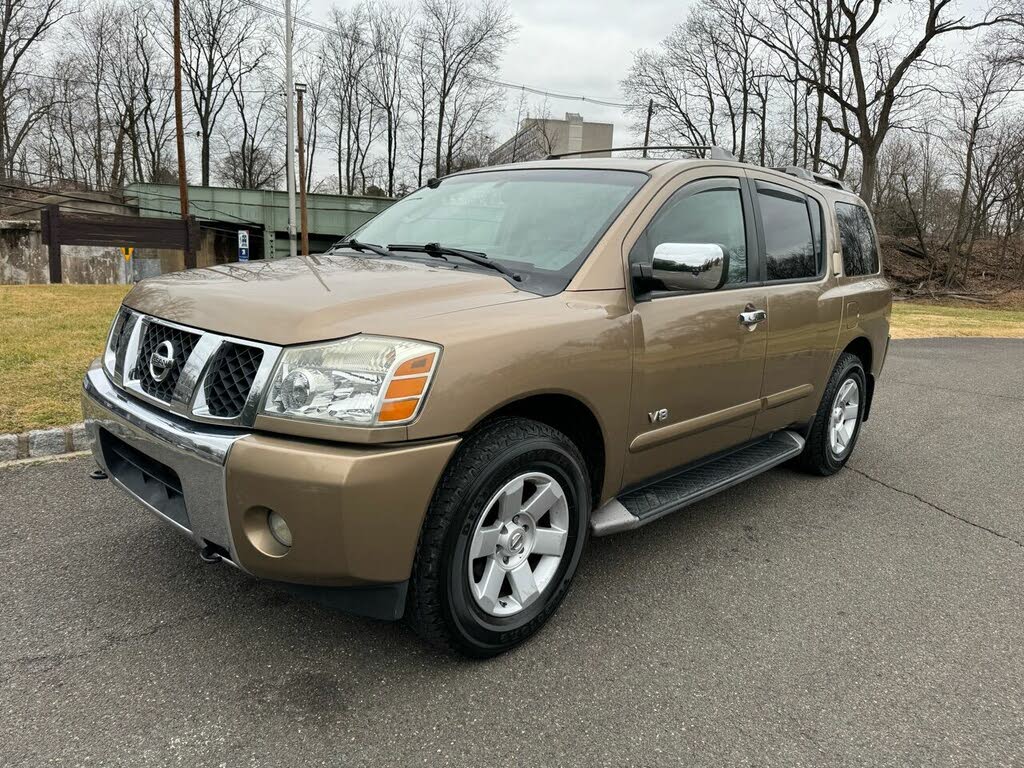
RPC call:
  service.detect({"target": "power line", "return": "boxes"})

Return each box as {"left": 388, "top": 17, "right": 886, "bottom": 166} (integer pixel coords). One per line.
{"left": 17, "top": 70, "right": 272, "bottom": 95}
{"left": 239, "top": 0, "right": 631, "bottom": 109}
{"left": 18, "top": 17, "right": 631, "bottom": 110}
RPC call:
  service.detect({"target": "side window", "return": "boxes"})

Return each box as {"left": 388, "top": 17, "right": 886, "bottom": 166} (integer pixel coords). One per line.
{"left": 756, "top": 182, "right": 818, "bottom": 281}
{"left": 835, "top": 202, "right": 879, "bottom": 276}
{"left": 630, "top": 178, "right": 748, "bottom": 287}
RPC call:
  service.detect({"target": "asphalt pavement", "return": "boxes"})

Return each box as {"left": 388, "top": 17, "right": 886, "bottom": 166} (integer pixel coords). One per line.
{"left": 2, "top": 338, "right": 1022, "bottom": 767}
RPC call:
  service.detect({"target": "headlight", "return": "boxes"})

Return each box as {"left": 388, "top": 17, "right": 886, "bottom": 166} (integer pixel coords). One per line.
{"left": 261, "top": 335, "right": 440, "bottom": 427}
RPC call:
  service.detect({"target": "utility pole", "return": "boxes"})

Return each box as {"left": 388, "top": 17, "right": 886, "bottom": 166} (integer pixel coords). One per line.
{"left": 284, "top": 0, "right": 297, "bottom": 260}
{"left": 642, "top": 99, "right": 654, "bottom": 159}
{"left": 295, "top": 82, "right": 309, "bottom": 257}
{"left": 171, "top": 0, "right": 193, "bottom": 268}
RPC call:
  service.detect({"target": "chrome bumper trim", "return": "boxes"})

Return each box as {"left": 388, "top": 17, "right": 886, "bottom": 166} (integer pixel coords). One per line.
{"left": 82, "top": 363, "right": 249, "bottom": 566}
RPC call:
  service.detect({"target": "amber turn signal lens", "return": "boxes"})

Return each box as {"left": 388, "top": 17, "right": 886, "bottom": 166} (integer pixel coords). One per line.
{"left": 379, "top": 399, "right": 418, "bottom": 422}
{"left": 395, "top": 353, "right": 435, "bottom": 377}
{"left": 385, "top": 376, "right": 427, "bottom": 399}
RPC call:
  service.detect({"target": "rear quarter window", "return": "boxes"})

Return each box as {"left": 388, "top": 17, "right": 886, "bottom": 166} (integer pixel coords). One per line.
{"left": 836, "top": 202, "right": 880, "bottom": 276}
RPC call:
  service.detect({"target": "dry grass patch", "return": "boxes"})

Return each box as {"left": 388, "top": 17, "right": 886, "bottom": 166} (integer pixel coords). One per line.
{"left": 0, "top": 285, "right": 129, "bottom": 433}
{"left": 891, "top": 301, "right": 1024, "bottom": 339}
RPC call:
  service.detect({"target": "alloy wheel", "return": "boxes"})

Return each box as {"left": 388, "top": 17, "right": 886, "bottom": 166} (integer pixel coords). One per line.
{"left": 467, "top": 471, "right": 570, "bottom": 617}
{"left": 828, "top": 377, "right": 861, "bottom": 457}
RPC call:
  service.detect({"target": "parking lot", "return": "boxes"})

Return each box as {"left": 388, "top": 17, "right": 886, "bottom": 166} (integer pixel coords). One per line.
{"left": 2, "top": 338, "right": 1022, "bottom": 767}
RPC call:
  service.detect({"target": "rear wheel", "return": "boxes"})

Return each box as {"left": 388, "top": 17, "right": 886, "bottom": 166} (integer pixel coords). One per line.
{"left": 796, "top": 353, "right": 867, "bottom": 476}
{"left": 406, "top": 418, "right": 590, "bottom": 657}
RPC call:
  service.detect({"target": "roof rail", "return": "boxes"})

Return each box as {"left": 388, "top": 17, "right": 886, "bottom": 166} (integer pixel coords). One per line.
{"left": 775, "top": 165, "right": 851, "bottom": 192}
{"left": 546, "top": 145, "right": 737, "bottom": 161}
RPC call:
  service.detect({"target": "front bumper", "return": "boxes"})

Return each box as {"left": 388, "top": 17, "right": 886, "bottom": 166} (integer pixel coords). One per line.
{"left": 82, "top": 362, "right": 460, "bottom": 618}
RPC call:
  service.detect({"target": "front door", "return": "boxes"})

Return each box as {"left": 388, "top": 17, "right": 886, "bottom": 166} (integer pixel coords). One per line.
{"left": 623, "top": 175, "right": 769, "bottom": 487}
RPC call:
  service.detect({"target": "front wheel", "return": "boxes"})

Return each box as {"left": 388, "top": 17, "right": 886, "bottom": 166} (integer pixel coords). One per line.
{"left": 796, "top": 353, "right": 867, "bottom": 476}
{"left": 406, "top": 418, "right": 591, "bottom": 657}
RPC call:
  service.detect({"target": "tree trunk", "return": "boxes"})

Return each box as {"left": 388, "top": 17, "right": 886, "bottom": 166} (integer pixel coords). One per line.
{"left": 859, "top": 141, "right": 879, "bottom": 206}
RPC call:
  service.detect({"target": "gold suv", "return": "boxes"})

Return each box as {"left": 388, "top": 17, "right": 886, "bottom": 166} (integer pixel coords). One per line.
{"left": 83, "top": 152, "right": 891, "bottom": 656}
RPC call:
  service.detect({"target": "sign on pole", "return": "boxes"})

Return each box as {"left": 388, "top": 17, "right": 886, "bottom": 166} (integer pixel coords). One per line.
{"left": 120, "top": 246, "right": 134, "bottom": 261}
{"left": 238, "top": 229, "right": 250, "bottom": 262}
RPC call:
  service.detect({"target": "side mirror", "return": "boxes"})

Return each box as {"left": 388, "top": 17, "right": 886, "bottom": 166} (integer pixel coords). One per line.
{"left": 650, "top": 242, "right": 729, "bottom": 292}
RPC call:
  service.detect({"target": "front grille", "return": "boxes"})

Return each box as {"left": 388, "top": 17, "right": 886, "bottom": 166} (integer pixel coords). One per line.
{"left": 133, "top": 322, "right": 200, "bottom": 402}
{"left": 203, "top": 343, "right": 263, "bottom": 418}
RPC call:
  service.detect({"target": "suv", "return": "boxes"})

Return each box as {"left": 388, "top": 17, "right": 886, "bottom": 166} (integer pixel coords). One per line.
{"left": 83, "top": 153, "right": 890, "bottom": 657}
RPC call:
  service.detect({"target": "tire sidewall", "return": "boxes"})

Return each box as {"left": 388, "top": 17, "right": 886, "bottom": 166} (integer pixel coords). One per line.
{"left": 441, "top": 436, "right": 590, "bottom": 654}
{"left": 821, "top": 359, "right": 866, "bottom": 471}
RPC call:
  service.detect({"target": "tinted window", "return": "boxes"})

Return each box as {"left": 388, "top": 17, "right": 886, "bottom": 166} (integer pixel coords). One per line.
{"left": 836, "top": 202, "right": 879, "bottom": 275}
{"left": 757, "top": 183, "right": 817, "bottom": 281}
{"left": 632, "top": 178, "right": 748, "bottom": 286}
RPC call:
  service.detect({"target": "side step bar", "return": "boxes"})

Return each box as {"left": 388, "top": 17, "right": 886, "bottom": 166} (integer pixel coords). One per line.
{"left": 590, "top": 430, "right": 805, "bottom": 536}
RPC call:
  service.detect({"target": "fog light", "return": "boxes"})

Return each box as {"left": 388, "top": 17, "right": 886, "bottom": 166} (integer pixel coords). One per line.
{"left": 267, "top": 511, "right": 292, "bottom": 547}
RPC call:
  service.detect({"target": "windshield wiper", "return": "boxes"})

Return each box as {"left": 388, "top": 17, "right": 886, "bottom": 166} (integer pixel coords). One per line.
{"left": 330, "top": 236, "right": 395, "bottom": 259}
{"left": 387, "top": 242, "right": 522, "bottom": 282}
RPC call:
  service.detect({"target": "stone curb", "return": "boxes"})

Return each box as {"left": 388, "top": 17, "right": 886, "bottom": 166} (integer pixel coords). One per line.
{"left": 0, "top": 423, "right": 92, "bottom": 462}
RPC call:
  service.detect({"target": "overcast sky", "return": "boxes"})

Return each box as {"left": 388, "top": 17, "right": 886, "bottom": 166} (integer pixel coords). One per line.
{"left": 304, "top": 0, "right": 694, "bottom": 147}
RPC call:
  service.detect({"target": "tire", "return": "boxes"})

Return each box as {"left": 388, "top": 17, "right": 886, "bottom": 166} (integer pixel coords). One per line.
{"left": 795, "top": 352, "right": 867, "bottom": 476}
{"left": 406, "top": 418, "right": 591, "bottom": 657}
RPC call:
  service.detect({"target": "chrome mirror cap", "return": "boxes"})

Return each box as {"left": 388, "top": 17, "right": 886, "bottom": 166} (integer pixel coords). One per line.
{"left": 651, "top": 242, "right": 729, "bottom": 292}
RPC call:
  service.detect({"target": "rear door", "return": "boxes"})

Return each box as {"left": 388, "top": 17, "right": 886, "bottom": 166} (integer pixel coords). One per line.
{"left": 744, "top": 171, "right": 843, "bottom": 436}
{"left": 622, "top": 171, "right": 770, "bottom": 487}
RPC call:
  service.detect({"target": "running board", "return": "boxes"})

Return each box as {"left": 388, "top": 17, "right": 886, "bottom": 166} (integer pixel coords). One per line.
{"left": 590, "top": 430, "right": 805, "bottom": 536}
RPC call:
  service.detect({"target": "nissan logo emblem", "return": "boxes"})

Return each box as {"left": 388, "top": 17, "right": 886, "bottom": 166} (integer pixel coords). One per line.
{"left": 149, "top": 340, "right": 176, "bottom": 382}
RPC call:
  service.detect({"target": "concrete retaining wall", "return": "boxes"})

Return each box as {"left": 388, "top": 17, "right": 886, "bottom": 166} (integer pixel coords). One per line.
{"left": 1, "top": 219, "right": 246, "bottom": 284}
{"left": 1, "top": 219, "right": 128, "bottom": 285}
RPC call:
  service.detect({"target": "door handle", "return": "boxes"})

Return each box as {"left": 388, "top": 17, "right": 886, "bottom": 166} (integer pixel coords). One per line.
{"left": 739, "top": 306, "right": 767, "bottom": 326}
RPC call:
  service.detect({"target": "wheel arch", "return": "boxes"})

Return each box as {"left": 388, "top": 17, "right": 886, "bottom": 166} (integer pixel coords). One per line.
{"left": 469, "top": 392, "right": 607, "bottom": 508}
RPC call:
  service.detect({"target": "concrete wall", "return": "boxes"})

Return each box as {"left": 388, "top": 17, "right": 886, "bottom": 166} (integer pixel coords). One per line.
{"left": 1, "top": 220, "right": 250, "bottom": 285}
{"left": 1, "top": 219, "right": 134, "bottom": 285}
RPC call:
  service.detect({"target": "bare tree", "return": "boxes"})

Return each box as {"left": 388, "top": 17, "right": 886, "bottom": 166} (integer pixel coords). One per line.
{"left": 622, "top": 0, "right": 768, "bottom": 157}
{"left": 942, "top": 45, "right": 1023, "bottom": 285}
{"left": 404, "top": 21, "right": 437, "bottom": 186}
{"left": 326, "top": 4, "right": 376, "bottom": 194}
{"left": 220, "top": 69, "right": 281, "bottom": 188}
{"left": 131, "top": 2, "right": 177, "bottom": 183}
{"left": 419, "top": 0, "right": 514, "bottom": 176}
{"left": 752, "top": 0, "right": 1022, "bottom": 202}
{"left": 0, "top": 0, "right": 75, "bottom": 176}
{"left": 179, "top": 0, "right": 269, "bottom": 186}
{"left": 366, "top": 1, "right": 410, "bottom": 196}
{"left": 297, "top": 43, "right": 328, "bottom": 192}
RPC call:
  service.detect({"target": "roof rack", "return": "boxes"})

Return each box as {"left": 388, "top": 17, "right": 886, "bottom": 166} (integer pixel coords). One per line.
{"left": 546, "top": 145, "right": 738, "bottom": 161}
{"left": 775, "top": 165, "right": 851, "bottom": 192}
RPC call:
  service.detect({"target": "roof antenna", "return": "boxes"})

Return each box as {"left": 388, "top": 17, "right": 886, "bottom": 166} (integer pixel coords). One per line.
{"left": 426, "top": 177, "right": 441, "bottom": 189}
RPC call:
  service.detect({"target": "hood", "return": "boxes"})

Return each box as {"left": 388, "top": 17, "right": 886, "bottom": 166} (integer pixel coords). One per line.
{"left": 124, "top": 255, "right": 535, "bottom": 346}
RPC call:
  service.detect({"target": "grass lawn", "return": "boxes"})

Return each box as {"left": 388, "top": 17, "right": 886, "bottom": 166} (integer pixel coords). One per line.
{"left": 1, "top": 285, "right": 129, "bottom": 434}
{"left": 0, "top": 286, "right": 1022, "bottom": 433}
{"left": 891, "top": 301, "right": 1024, "bottom": 340}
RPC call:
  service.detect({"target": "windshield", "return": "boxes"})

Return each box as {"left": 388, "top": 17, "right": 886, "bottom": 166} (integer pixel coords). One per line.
{"left": 350, "top": 168, "right": 647, "bottom": 294}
